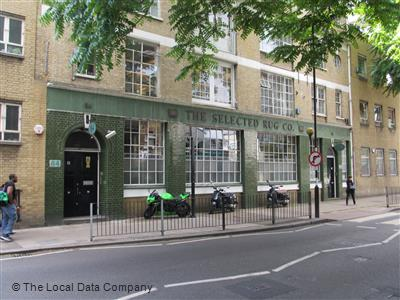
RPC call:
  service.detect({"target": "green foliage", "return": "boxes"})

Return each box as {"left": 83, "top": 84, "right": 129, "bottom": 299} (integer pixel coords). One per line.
{"left": 41, "top": 0, "right": 156, "bottom": 77}
{"left": 41, "top": 0, "right": 400, "bottom": 95}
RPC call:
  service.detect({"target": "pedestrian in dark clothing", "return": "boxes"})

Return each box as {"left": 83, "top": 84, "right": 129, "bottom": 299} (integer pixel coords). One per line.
{"left": 1, "top": 174, "right": 18, "bottom": 242}
{"left": 346, "top": 175, "right": 356, "bottom": 205}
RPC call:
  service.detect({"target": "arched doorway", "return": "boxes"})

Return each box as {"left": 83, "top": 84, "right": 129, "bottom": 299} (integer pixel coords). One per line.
{"left": 64, "top": 130, "right": 100, "bottom": 217}
{"left": 327, "top": 147, "right": 336, "bottom": 198}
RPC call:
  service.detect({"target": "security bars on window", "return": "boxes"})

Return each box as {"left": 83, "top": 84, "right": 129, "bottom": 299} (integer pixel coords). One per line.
{"left": 376, "top": 148, "right": 384, "bottom": 176}
{"left": 123, "top": 120, "right": 164, "bottom": 185}
{"left": 258, "top": 133, "right": 297, "bottom": 183}
{"left": 389, "top": 150, "right": 398, "bottom": 176}
{"left": 186, "top": 127, "right": 241, "bottom": 184}
{"left": 125, "top": 39, "right": 158, "bottom": 97}
{"left": 260, "top": 72, "right": 294, "bottom": 117}
{"left": 361, "top": 147, "right": 371, "bottom": 176}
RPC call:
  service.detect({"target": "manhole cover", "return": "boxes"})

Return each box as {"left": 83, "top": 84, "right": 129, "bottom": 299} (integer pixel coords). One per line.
{"left": 226, "top": 278, "right": 296, "bottom": 299}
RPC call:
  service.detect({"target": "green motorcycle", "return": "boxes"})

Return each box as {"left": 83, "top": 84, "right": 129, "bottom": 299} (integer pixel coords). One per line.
{"left": 144, "top": 190, "right": 191, "bottom": 219}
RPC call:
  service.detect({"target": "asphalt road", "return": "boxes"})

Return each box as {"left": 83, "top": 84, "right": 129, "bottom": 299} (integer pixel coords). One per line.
{"left": 1, "top": 211, "right": 399, "bottom": 300}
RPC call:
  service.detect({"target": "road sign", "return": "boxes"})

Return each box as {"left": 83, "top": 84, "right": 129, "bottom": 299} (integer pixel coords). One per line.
{"left": 88, "top": 122, "right": 96, "bottom": 135}
{"left": 308, "top": 151, "right": 322, "bottom": 167}
{"left": 49, "top": 160, "right": 61, "bottom": 168}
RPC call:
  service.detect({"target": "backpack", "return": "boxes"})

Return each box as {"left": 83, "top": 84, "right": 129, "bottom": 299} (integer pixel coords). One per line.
{"left": 0, "top": 184, "right": 9, "bottom": 207}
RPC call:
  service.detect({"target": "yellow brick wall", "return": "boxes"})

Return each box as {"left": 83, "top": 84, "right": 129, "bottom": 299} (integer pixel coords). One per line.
{"left": 0, "top": 0, "right": 46, "bottom": 226}
{"left": 350, "top": 42, "right": 400, "bottom": 196}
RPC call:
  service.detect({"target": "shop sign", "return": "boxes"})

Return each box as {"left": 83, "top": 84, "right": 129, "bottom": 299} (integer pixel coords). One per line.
{"left": 185, "top": 110, "right": 295, "bottom": 132}
{"left": 49, "top": 160, "right": 61, "bottom": 168}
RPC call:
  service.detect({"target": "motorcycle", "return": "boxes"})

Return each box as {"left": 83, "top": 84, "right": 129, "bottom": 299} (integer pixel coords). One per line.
{"left": 144, "top": 190, "right": 191, "bottom": 219}
{"left": 265, "top": 180, "right": 290, "bottom": 208}
{"left": 209, "top": 184, "right": 238, "bottom": 214}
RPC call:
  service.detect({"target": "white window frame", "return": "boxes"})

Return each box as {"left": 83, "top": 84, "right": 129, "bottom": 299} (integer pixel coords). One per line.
{"left": 374, "top": 104, "right": 383, "bottom": 126}
{"left": 360, "top": 101, "right": 369, "bottom": 124}
{"left": 375, "top": 148, "right": 384, "bottom": 176}
{"left": 335, "top": 90, "right": 343, "bottom": 118}
{"left": 260, "top": 37, "right": 291, "bottom": 53}
{"left": 125, "top": 38, "right": 159, "bottom": 97}
{"left": 312, "top": 85, "right": 326, "bottom": 116}
{"left": 334, "top": 54, "right": 342, "bottom": 69}
{"left": 192, "top": 61, "right": 235, "bottom": 108}
{"left": 149, "top": 0, "right": 160, "bottom": 18}
{"left": 0, "top": 102, "right": 22, "bottom": 143}
{"left": 186, "top": 127, "right": 241, "bottom": 184}
{"left": 0, "top": 14, "right": 24, "bottom": 56}
{"left": 257, "top": 133, "right": 297, "bottom": 183}
{"left": 357, "top": 55, "right": 367, "bottom": 78}
{"left": 388, "top": 107, "right": 396, "bottom": 129}
{"left": 123, "top": 119, "right": 165, "bottom": 186}
{"left": 260, "top": 72, "right": 294, "bottom": 117}
{"left": 361, "top": 147, "right": 371, "bottom": 177}
{"left": 389, "top": 150, "right": 398, "bottom": 176}
{"left": 209, "top": 14, "right": 234, "bottom": 53}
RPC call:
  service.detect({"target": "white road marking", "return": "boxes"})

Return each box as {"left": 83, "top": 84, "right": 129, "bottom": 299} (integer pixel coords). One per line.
{"left": 232, "top": 230, "right": 294, "bottom": 238}
{"left": 114, "top": 288, "right": 157, "bottom": 300}
{"left": 295, "top": 224, "right": 325, "bottom": 232}
{"left": 272, "top": 252, "right": 320, "bottom": 272}
{"left": 166, "top": 236, "right": 229, "bottom": 245}
{"left": 164, "top": 271, "right": 271, "bottom": 288}
{"left": 0, "top": 249, "right": 74, "bottom": 261}
{"left": 348, "top": 212, "right": 399, "bottom": 223}
{"left": 321, "top": 243, "right": 382, "bottom": 253}
{"left": 382, "top": 231, "right": 400, "bottom": 244}
{"left": 380, "top": 219, "right": 400, "bottom": 226}
{"left": 356, "top": 226, "right": 377, "bottom": 229}
{"left": 324, "top": 223, "right": 343, "bottom": 226}
{"left": 79, "top": 243, "right": 163, "bottom": 251}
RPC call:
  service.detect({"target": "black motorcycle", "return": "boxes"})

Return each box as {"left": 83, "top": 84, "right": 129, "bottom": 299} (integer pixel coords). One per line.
{"left": 144, "top": 190, "right": 191, "bottom": 219}
{"left": 209, "top": 184, "right": 238, "bottom": 214}
{"left": 265, "top": 180, "right": 290, "bottom": 208}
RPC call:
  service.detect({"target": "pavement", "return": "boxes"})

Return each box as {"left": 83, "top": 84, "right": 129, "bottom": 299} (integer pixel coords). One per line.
{"left": 0, "top": 195, "right": 398, "bottom": 256}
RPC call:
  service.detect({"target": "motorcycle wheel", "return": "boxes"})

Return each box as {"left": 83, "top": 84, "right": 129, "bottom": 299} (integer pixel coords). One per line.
{"left": 144, "top": 205, "right": 157, "bottom": 219}
{"left": 176, "top": 203, "right": 190, "bottom": 218}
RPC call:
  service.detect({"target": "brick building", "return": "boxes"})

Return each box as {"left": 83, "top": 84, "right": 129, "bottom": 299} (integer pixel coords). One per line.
{"left": 1, "top": 1, "right": 398, "bottom": 226}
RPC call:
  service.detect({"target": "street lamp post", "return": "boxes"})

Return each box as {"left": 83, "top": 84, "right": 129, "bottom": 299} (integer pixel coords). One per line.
{"left": 307, "top": 127, "right": 320, "bottom": 219}
{"left": 311, "top": 23, "right": 320, "bottom": 218}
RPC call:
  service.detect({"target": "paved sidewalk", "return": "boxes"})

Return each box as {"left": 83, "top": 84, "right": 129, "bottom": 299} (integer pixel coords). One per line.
{"left": 1, "top": 195, "right": 398, "bottom": 255}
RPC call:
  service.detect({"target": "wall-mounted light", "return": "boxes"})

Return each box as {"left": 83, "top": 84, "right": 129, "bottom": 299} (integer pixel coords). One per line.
{"left": 105, "top": 130, "right": 116, "bottom": 139}
{"left": 33, "top": 124, "right": 44, "bottom": 135}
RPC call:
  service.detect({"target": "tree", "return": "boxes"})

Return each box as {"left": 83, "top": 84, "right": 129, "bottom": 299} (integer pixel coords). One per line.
{"left": 41, "top": 0, "right": 400, "bottom": 95}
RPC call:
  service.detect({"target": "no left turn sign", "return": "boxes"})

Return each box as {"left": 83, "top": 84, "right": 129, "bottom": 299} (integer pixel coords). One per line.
{"left": 308, "top": 151, "right": 322, "bottom": 167}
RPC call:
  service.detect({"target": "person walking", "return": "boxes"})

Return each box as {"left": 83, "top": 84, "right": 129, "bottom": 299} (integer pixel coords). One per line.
{"left": 346, "top": 175, "right": 356, "bottom": 205}
{"left": 0, "top": 174, "right": 18, "bottom": 242}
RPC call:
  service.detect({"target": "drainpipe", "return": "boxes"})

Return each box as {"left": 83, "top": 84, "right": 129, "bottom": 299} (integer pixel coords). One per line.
{"left": 347, "top": 44, "right": 355, "bottom": 181}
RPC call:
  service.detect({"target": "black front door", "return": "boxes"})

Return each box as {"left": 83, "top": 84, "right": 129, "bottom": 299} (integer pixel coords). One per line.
{"left": 64, "top": 152, "right": 98, "bottom": 217}
{"left": 327, "top": 157, "right": 335, "bottom": 198}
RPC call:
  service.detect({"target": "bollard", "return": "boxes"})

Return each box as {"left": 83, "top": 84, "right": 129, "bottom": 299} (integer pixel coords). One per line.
{"left": 161, "top": 199, "right": 165, "bottom": 236}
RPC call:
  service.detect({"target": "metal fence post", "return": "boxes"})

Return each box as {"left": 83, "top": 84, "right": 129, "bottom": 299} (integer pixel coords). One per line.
{"left": 90, "top": 203, "right": 93, "bottom": 242}
{"left": 161, "top": 199, "right": 165, "bottom": 236}
{"left": 221, "top": 197, "right": 226, "bottom": 230}
{"left": 272, "top": 191, "right": 277, "bottom": 225}
{"left": 385, "top": 186, "right": 389, "bottom": 208}
{"left": 308, "top": 191, "right": 312, "bottom": 219}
